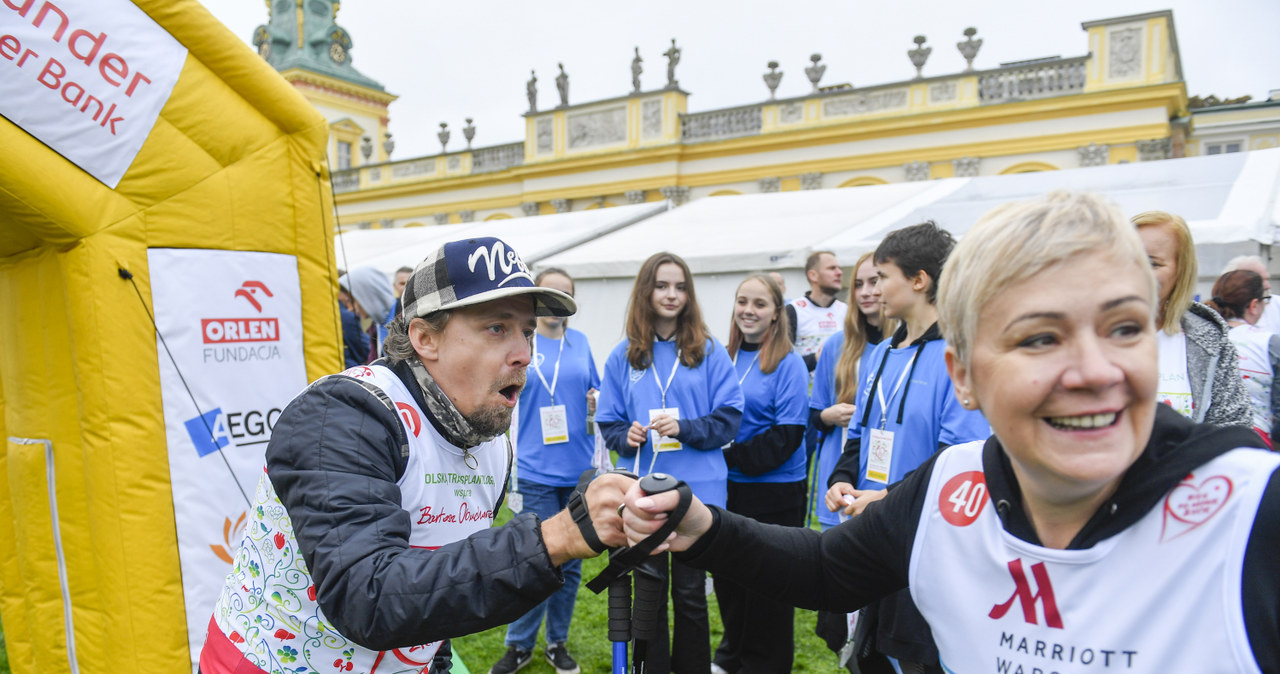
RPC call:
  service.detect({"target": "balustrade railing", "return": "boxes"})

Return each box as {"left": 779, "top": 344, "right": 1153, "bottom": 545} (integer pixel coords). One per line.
{"left": 978, "top": 56, "right": 1087, "bottom": 103}
{"left": 472, "top": 142, "right": 525, "bottom": 173}
{"left": 681, "top": 105, "right": 763, "bottom": 142}
{"left": 331, "top": 170, "right": 360, "bottom": 193}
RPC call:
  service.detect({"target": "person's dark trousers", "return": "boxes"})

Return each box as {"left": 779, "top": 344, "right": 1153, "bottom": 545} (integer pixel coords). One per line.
{"left": 633, "top": 552, "right": 712, "bottom": 674}
{"left": 713, "top": 480, "right": 806, "bottom": 673}
{"left": 503, "top": 482, "right": 581, "bottom": 650}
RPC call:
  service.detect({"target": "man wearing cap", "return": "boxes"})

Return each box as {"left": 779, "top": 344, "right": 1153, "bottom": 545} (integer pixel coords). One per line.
{"left": 200, "top": 238, "right": 633, "bottom": 674}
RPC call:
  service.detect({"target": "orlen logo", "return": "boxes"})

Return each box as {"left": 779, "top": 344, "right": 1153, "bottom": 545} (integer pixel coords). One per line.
{"left": 234, "top": 281, "right": 273, "bottom": 312}
{"left": 202, "top": 280, "right": 279, "bottom": 344}
{"left": 202, "top": 281, "right": 284, "bottom": 362}
{"left": 183, "top": 406, "right": 283, "bottom": 457}
{"left": 202, "top": 317, "right": 279, "bottom": 344}
{"left": 396, "top": 402, "right": 422, "bottom": 437}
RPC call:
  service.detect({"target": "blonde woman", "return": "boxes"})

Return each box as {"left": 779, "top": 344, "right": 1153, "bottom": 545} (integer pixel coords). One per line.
{"left": 1133, "top": 211, "right": 1249, "bottom": 426}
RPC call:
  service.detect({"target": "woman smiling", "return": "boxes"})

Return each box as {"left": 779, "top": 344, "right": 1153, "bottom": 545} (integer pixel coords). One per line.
{"left": 714, "top": 273, "right": 810, "bottom": 673}
{"left": 622, "top": 192, "right": 1279, "bottom": 672}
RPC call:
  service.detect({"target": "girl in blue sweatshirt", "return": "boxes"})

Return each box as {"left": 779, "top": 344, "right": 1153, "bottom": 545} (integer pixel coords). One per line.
{"left": 713, "top": 273, "right": 809, "bottom": 673}
{"left": 598, "top": 252, "right": 743, "bottom": 674}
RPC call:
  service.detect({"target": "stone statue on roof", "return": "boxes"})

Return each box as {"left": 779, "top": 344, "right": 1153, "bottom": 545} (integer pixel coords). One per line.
{"left": 664, "top": 39, "right": 681, "bottom": 88}
{"left": 556, "top": 63, "right": 569, "bottom": 107}
{"left": 631, "top": 47, "right": 643, "bottom": 93}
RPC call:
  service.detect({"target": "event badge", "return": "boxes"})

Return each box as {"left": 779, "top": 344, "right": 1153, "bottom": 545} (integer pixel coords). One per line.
{"left": 540, "top": 405, "right": 569, "bottom": 445}
{"left": 508, "top": 491, "right": 524, "bottom": 514}
{"left": 648, "top": 407, "right": 682, "bottom": 452}
{"left": 865, "top": 428, "right": 893, "bottom": 484}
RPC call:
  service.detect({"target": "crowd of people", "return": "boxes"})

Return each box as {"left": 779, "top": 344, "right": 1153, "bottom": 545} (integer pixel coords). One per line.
{"left": 203, "top": 192, "right": 1280, "bottom": 674}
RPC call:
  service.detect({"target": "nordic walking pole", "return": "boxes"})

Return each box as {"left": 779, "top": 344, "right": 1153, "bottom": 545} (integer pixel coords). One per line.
{"left": 586, "top": 472, "right": 692, "bottom": 674}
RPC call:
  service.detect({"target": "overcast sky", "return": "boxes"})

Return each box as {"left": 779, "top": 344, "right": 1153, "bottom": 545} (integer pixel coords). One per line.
{"left": 196, "top": 1, "right": 1280, "bottom": 160}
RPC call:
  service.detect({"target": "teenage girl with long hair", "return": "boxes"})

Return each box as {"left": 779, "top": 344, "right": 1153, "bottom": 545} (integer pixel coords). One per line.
{"left": 597, "top": 251, "right": 743, "bottom": 674}
{"left": 712, "top": 274, "right": 810, "bottom": 673}
{"left": 810, "top": 252, "right": 896, "bottom": 531}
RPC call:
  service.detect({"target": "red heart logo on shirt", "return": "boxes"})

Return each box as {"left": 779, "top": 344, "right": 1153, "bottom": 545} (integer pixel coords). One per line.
{"left": 1160, "top": 474, "right": 1232, "bottom": 542}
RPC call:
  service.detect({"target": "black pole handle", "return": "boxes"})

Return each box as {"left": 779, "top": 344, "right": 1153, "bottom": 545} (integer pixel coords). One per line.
{"left": 607, "top": 573, "right": 632, "bottom": 643}
{"left": 585, "top": 472, "right": 692, "bottom": 593}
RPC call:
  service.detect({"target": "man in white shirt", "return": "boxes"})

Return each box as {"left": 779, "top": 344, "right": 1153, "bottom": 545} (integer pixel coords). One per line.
{"left": 785, "top": 250, "right": 848, "bottom": 373}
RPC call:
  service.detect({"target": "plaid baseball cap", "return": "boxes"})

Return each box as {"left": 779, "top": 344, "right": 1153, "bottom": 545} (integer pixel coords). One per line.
{"left": 401, "top": 237, "right": 577, "bottom": 319}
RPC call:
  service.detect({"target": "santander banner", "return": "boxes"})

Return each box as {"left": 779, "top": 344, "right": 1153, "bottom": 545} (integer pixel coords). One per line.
{"left": 148, "top": 249, "right": 308, "bottom": 667}
{"left": 0, "top": 0, "right": 187, "bottom": 188}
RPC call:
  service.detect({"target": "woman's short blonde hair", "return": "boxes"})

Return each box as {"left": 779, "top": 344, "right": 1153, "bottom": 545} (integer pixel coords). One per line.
{"left": 1131, "top": 210, "right": 1198, "bottom": 335}
{"left": 938, "top": 191, "right": 1156, "bottom": 365}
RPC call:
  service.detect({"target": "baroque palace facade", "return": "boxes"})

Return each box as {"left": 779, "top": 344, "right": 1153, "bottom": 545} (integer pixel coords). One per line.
{"left": 251, "top": 4, "right": 1280, "bottom": 231}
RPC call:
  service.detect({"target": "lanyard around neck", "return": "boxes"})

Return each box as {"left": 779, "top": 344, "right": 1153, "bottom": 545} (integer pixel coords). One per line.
{"left": 732, "top": 350, "right": 759, "bottom": 386}
{"left": 874, "top": 347, "right": 919, "bottom": 429}
{"left": 532, "top": 333, "right": 566, "bottom": 404}
{"left": 652, "top": 348, "right": 682, "bottom": 408}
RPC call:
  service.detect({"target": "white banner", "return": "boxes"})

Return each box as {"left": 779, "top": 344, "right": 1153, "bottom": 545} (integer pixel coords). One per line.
{"left": 149, "top": 249, "right": 308, "bottom": 669}
{"left": 1, "top": 0, "right": 187, "bottom": 188}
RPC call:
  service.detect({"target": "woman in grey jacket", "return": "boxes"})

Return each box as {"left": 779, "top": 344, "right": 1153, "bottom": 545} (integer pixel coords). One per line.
{"left": 1134, "top": 210, "right": 1251, "bottom": 426}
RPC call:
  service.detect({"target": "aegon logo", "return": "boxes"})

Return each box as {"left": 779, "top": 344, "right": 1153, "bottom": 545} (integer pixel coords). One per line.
{"left": 201, "top": 318, "right": 279, "bottom": 344}
{"left": 183, "top": 406, "right": 283, "bottom": 457}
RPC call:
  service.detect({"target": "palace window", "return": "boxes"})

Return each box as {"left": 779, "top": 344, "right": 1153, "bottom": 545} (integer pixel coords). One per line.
{"left": 1205, "top": 141, "right": 1243, "bottom": 155}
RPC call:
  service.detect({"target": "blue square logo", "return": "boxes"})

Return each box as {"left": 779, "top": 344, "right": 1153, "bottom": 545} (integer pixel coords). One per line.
{"left": 184, "top": 408, "right": 229, "bottom": 457}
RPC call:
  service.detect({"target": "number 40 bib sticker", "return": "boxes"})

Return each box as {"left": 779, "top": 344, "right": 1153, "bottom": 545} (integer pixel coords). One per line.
{"left": 939, "top": 470, "right": 988, "bottom": 527}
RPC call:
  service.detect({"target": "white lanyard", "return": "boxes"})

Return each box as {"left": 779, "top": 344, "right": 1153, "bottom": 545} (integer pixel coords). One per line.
{"left": 875, "top": 348, "right": 919, "bottom": 429}
{"left": 651, "top": 349, "right": 682, "bottom": 408}
{"left": 532, "top": 333, "right": 566, "bottom": 404}
{"left": 733, "top": 351, "right": 759, "bottom": 386}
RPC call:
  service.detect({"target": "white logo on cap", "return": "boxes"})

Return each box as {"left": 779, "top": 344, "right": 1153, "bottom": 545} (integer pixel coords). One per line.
{"left": 468, "top": 241, "right": 534, "bottom": 287}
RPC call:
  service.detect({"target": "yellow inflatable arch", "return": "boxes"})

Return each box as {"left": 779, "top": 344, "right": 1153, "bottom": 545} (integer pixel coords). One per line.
{"left": 0, "top": 1, "right": 339, "bottom": 671}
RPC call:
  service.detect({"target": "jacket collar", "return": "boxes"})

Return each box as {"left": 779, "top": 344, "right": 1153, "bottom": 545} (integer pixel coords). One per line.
{"left": 889, "top": 321, "right": 943, "bottom": 348}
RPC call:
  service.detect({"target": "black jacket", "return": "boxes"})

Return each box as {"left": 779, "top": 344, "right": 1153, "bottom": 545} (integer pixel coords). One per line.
{"left": 681, "top": 405, "right": 1280, "bottom": 670}
{"left": 265, "top": 359, "right": 562, "bottom": 651}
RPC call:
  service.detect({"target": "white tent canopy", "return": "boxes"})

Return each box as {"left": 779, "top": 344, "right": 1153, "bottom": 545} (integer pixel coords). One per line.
{"left": 541, "top": 180, "right": 970, "bottom": 279}
{"left": 334, "top": 149, "right": 1280, "bottom": 365}
{"left": 334, "top": 202, "right": 668, "bottom": 275}
{"left": 829, "top": 148, "right": 1280, "bottom": 271}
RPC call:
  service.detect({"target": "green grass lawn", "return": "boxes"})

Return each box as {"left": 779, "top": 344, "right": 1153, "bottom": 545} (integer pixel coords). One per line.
{"left": 451, "top": 503, "right": 843, "bottom": 674}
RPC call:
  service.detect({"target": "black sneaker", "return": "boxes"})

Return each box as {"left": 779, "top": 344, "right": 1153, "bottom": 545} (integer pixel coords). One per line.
{"left": 544, "top": 642, "right": 580, "bottom": 674}
{"left": 488, "top": 646, "right": 532, "bottom": 674}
